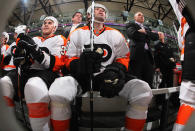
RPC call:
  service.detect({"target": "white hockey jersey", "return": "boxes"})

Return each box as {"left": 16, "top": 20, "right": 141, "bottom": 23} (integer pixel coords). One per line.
{"left": 1, "top": 42, "right": 16, "bottom": 71}
{"left": 1, "top": 44, "right": 9, "bottom": 55}
{"left": 169, "top": 0, "right": 189, "bottom": 61}
{"left": 65, "top": 25, "right": 130, "bottom": 73}
{"left": 29, "top": 35, "right": 67, "bottom": 71}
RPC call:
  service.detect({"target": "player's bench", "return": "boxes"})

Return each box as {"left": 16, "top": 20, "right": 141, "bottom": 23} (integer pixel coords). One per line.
{"left": 14, "top": 86, "right": 180, "bottom": 131}
{"left": 71, "top": 86, "right": 180, "bottom": 131}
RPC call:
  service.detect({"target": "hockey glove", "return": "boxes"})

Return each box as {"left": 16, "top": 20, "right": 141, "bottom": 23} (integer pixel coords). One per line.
{"left": 79, "top": 47, "right": 103, "bottom": 74}
{"left": 0, "top": 54, "right": 11, "bottom": 66}
{"left": 17, "top": 34, "right": 44, "bottom": 63}
{"left": 11, "top": 45, "right": 32, "bottom": 68}
{"left": 99, "top": 62, "right": 126, "bottom": 98}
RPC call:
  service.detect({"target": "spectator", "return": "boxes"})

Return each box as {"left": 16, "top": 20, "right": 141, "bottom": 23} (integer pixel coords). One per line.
{"left": 154, "top": 40, "right": 177, "bottom": 110}
{"left": 126, "top": 12, "right": 164, "bottom": 88}
{"left": 63, "top": 11, "right": 84, "bottom": 38}
{"left": 154, "top": 41, "right": 176, "bottom": 88}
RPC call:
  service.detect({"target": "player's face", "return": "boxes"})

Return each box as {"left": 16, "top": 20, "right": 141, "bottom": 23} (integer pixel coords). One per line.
{"left": 41, "top": 19, "right": 56, "bottom": 36}
{"left": 72, "top": 13, "right": 82, "bottom": 24}
{"left": 134, "top": 12, "right": 144, "bottom": 23}
{"left": 94, "top": 7, "right": 106, "bottom": 22}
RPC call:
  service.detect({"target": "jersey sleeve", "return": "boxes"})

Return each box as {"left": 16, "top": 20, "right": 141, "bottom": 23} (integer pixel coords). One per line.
{"left": 40, "top": 35, "right": 68, "bottom": 72}
{"left": 114, "top": 31, "right": 130, "bottom": 70}
{"left": 64, "top": 31, "right": 81, "bottom": 70}
{"left": 52, "top": 35, "right": 68, "bottom": 72}
{"left": 4, "top": 42, "right": 16, "bottom": 57}
{"left": 1, "top": 43, "right": 15, "bottom": 67}
{"left": 1, "top": 45, "right": 9, "bottom": 54}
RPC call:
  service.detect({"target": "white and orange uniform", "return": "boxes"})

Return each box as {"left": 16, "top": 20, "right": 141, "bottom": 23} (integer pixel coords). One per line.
{"left": 1, "top": 43, "right": 9, "bottom": 55}
{"left": 49, "top": 25, "right": 153, "bottom": 131}
{"left": 177, "top": 18, "right": 189, "bottom": 61}
{"left": 1, "top": 43, "right": 9, "bottom": 68}
{"left": 169, "top": 0, "right": 195, "bottom": 131}
{"left": 0, "top": 35, "right": 67, "bottom": 131}
{"left": 1, "top": 43, "right": 16, "bottom": 72}
{"left": 30, "top": 35, "right": 67, "bottom": 71}
{"left": 169, "top": 0, "right": 189, "bottom": 61}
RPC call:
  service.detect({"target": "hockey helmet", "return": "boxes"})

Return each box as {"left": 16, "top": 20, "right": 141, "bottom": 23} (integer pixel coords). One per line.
{"left": 15, "top": 25, "right": 27, "bottom": 35}
{"left": 87, "top": 3, "right": 109, "bottom": 19}
{"left": 2, "top": 32, "right": 9, "bottom": 43}
{"left": 44, "top": 16, "right": 58, "bottom": 31}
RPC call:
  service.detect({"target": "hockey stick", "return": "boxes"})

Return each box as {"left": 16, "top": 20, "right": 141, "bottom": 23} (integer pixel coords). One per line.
{"left": 15, "top": 28, "right": 31, "bottom": 128}
{"left": 12, "top": 41, "right": 29, "bottom": 128}
{"left": 15, "top": 53, "right": 28, "bottom": 128}
{"left": 89, "top": 0, "right": 95, "bottom": 52}
{"left": 86, "top": 1, "right": 95, "bottom": 131}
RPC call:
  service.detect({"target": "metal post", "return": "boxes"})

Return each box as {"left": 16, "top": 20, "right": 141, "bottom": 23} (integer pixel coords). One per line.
{"left": 160, "top": 92, "right": 170, "bottom": 131}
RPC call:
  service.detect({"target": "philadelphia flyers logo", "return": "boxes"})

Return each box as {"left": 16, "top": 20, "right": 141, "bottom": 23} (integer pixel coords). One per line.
{"left": 84, "top": 43, "right": 112, "bottom": 62}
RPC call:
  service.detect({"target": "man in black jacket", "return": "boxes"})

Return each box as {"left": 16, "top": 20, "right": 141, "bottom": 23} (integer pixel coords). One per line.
{"left": 126, "top": 12, "right": 164, "bottom": 88}
{"left": 63, "top": 11, "right": 84, "bottom": 38}
{"left": 154, "top": 41, "right": 176, "bottom": 88}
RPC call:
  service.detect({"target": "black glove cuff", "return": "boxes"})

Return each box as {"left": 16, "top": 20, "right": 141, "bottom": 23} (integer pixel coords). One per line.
{"left": 48, "top": 55, "right": 55, "bottom": 70}
{"left": 104, "top": 62, "right": 127, "bottom": 82}
{"left": 99, "top": 62, "right": 127, "bottom": 98}
{"left": 106, "top": 62, "right": 127, "bottom": 74}
{"left": 70, "top": 59, "right": 80, "bottom": 75}
{"left": 31, "top": 49, "right": 44, "bottom": 63}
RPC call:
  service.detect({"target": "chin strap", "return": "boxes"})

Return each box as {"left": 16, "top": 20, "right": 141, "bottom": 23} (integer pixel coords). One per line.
{"left": 94, "top": 19, "right": 105, "bottom": 24}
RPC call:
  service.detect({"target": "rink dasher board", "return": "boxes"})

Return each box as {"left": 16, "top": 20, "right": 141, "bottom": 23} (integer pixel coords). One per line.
{"left": 81, "top": 86, "right": 180, "bottom": 98}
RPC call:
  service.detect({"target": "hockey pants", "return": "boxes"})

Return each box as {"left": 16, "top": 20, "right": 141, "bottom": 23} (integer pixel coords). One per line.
{"left": 0, "top": 76, "right": 79, "bottom": 131}
{"left": 50, "top": 77, "right": 153, "bottom": 131}
{"left": 172, "top": 80, "right": 195, "bottom": 131}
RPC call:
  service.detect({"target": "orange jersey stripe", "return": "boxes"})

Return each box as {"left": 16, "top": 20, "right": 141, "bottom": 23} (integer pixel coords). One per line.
{"left": 3, "top": 96, "right": 14, "bottom": 107}
{"left": 176, "top": 104, "right": 195, "bottom": 125}
{"left": 52, "top": 55, "right": 66, "bottom": 72}
{"left": 181, "top": 46, "right": 184, "bottom": 55}
{"left": 181, "top": 17, "right": 187, "bottom": 37}
{"left": 5, "top": 44, "right": 9, "bottom": 50}
{"left": 27, "top": 103, "right": 50, "bottom": 118}
{"left": 80, "top": 25, "right": 89, "bottom": 30}
{"left": 15, "top": 38, "right": 20, "bottom": 45}
{"left": 51, "top": 119, "right": 70, "bottom": 131}
{"left": 125, "top": 117, "right": 146, "bottom": 131}
{"left": 115, "top": 52, "right": 130, "bottom": 70}
{"left": 2, "top": 65, "right": 16, "bottom": 69}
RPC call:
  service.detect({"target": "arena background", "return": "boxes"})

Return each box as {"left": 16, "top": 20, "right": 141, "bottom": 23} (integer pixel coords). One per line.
{"left": 0, "top": 0, "right": 195, "bottom": 131}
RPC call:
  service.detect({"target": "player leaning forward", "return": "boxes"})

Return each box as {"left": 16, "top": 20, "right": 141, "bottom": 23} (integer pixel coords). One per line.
{"left": 0, "top": 16, "right": 68, "bottom": 131}
{"left": 49, "top": 3, "right": 153, "bottom": 131}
